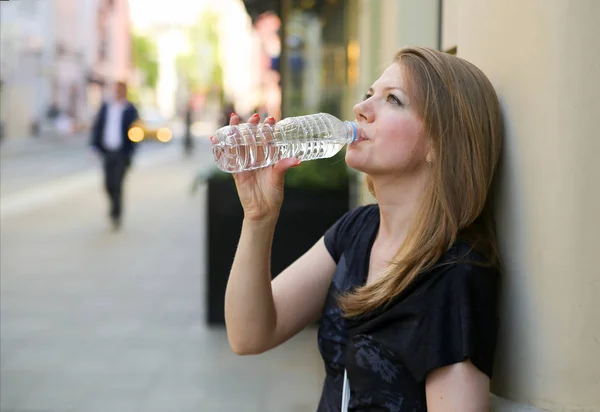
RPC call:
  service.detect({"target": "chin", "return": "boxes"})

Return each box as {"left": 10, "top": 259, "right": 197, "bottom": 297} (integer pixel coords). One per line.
{"left": 345, "top": 151, "right": 370, "bottom": 173}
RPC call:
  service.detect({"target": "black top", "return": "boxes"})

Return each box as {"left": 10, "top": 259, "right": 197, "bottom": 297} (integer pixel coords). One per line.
{"left": 316, "top": 205, "right": 499, "bottom": 412}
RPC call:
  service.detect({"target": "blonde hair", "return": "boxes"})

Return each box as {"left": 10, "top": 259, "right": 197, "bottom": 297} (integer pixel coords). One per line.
{"left": 340, "top": 47, "right": 503, "bottom": 317}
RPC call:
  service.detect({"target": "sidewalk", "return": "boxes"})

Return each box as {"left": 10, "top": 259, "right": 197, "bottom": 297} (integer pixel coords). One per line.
{"left": 0, "top": 131, "right": 88, "bottom": 159}
{"left": 0, "top": 150, "right": 324, "bottom": 411}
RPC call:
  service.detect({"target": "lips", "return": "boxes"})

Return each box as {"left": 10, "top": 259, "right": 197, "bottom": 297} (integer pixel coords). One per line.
{"left": 355, "top": 128, "right": 370, "bottom": 142}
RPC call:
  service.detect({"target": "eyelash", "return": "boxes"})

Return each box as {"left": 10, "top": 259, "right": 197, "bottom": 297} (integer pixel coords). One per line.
{"left": 362, "top": 93, "right": 402, "bottom": 106}
{"left": 387, "top": 94, "right": 401, "bottom": 105}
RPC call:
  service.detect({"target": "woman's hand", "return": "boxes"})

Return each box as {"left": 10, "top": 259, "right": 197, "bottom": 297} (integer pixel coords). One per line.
{"left": 212, "top": 113, "right": 300, "bottom": 222}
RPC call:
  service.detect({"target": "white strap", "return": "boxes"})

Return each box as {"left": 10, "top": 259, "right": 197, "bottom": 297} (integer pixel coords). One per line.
{"left": 341, "top": 369, "right": 350, "bottom": 411}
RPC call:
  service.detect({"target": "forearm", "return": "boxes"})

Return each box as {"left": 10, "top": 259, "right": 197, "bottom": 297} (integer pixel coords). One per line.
{"left": 224, "top": 217, "right": 278, "bottom": 354}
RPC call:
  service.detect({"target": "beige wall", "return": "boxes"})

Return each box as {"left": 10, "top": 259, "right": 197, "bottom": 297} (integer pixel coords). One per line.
{"left": 458, "top": 1, "right": 600, "bottom": 411}
{"left": 392, "top": 0, "right": 439, "bottom": 51}
{"left": 356, "top": 0, "right": 600, "bottom": 410}
{"left": 441, "top": 0, "right": 458, "bottom": 51}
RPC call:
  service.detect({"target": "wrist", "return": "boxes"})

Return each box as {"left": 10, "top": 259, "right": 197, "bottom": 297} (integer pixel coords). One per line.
{"left": 242, "top": 214, "right": 279, "bottom": 230}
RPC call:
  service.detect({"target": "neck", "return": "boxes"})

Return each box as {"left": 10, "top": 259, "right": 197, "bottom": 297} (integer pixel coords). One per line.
{"left": 371, "top": 169, "right": 429, "bottom": 245}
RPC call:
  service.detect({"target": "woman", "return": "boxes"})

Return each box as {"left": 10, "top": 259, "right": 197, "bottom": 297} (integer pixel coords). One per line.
{"left": 222, "top": 47, "right": 503, "bottom": 411}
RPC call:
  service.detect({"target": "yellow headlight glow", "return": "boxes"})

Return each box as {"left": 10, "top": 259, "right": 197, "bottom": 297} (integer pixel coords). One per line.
{"left": 128, "top": 127, "right": 144, "bottom": 142}
{"left": 157, "top": 128, "right": 172, "bottom": 143}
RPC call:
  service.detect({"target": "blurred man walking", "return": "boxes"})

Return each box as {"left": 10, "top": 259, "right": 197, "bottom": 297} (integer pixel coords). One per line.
{"left": 90, "top": 81, "right": 139, "bottom": 230}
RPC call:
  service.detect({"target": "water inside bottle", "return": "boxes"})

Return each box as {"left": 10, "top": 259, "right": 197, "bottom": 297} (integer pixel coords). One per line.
{"left": 211, "top": 114, "right": 355, "bottom": 173}
{"left": 213, "top": 138, "right": 346, "bottom": 173}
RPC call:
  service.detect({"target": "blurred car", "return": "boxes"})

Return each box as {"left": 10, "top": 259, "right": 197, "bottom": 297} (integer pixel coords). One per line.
{"left": 128, "top": 109, "right": 173, "bottom": 144}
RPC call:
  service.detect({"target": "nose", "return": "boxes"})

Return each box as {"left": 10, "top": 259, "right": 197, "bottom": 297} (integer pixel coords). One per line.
{"left": 353, "top": 99, "right": 373, "bottom": 123}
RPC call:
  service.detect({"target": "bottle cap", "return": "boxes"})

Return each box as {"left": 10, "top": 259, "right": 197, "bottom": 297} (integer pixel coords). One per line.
{"left": 348, "top": 121, "right": 358, "bottom": 142}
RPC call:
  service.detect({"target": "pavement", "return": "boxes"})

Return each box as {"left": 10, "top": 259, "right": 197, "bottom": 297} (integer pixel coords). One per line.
{"left": 0, "top": 140, "right": 324, "bottom": 411}
{"left": 0, "top": 132, "right": 86, "bottom": 159}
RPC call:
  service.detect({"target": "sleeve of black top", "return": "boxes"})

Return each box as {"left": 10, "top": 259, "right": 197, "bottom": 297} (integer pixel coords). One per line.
{"left": 404, "top": 262, "right": 500, "bottom": 382}
{"left": 323, "top": 204, "right": 375, "bottom": 263}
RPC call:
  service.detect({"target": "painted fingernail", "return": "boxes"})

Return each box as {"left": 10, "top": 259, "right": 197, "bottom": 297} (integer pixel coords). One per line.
{"left": 230, "top": 112, "right": 236, "bottom": 118}
{"left": 266, "top": 116, "right": 274, "bottom": 121}
{"left": 251, "top": 113, "right": 259, "bottom": 118}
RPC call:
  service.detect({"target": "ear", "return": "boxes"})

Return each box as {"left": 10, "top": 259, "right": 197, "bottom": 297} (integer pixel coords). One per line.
{"left": 425, "top": 140, "right": 435, "bottom": 164}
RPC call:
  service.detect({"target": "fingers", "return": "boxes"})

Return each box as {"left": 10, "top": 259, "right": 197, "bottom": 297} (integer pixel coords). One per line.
{"left": 275, "top": 157, "right": 302, "bottom": 172}
{"left": 260, "top": 116, "right": 276, "bottom": 146}
{"left": 248, "top": 113, "right": 260, "bottom": 126}
{"left": 230, "top": 113, "right": 274, "bottom": 126}
{"left": 271, "top": 158, "right": 301, "bottom": 188}
{"left": 209, "top": 135, "right": 222, "bottom": 163}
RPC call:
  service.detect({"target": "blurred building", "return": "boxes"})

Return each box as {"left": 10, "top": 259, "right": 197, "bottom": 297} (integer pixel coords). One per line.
{"left": 85, "top": 0, "right": 133, "bottom": 122}
{"left": 128, "top": 0, "right": 202, "bottom": 119}
{"left": 129, "top": 0, "right": 257, "bottom": 121}
{"left": 0, "top": 0, "right": 53, "bottom": 140}
{"left": 240, "top": 0, "right": 355, "bottom": 121}
{"left": 240, "top": 0, "right": 600, "bottom": 411}
{"left": 0, "top": 0, "right": 132, "bottom": 141}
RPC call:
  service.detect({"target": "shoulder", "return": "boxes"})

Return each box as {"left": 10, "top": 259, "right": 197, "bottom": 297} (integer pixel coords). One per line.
{"left": 400, "top": 243, "right": 499, "bottom": 319}
{"left": 435, "top": 242, "right": 500, "bottom": 294}
{"left": 412, "top": 243, "right": 500, "bottom": 379}
{"left": 336, "top": 203, "right": 379, "bottom": 232}
{"left": 324, "top": 204, "right": 378, "bottom": 263}
{"left": 359, "top": 243, "right": 500, "bottom": 382}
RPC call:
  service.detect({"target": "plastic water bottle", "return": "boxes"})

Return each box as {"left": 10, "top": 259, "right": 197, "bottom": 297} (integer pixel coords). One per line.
{"left": 211, "top": 113, "right": 358, "bottom": 173}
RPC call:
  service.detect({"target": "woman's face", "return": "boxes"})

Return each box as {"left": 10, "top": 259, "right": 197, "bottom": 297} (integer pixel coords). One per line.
{"left": 346, "top": 63, "right": 430, "bottom": 177}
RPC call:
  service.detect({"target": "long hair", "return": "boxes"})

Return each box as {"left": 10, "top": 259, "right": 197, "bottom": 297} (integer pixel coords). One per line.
{"left": 340, "top": 47, "right": 504, "bottom": 317}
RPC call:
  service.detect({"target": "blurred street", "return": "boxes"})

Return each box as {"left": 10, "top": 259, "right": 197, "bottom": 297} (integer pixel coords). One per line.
{"left": 0, "top": 138, "right": 324, "bottom": 411}
{"left": 1, "top": 134, "right": 167, "bottom": 198}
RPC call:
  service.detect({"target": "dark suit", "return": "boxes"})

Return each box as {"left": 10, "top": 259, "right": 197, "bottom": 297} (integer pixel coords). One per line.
{"left": 90, "top": 101, "right": 139, "bottom": 225}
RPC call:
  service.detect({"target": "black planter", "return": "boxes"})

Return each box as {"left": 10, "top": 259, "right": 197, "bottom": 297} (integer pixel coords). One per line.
{"left": 206, "top": 176, "right": 350, "bottom": 325}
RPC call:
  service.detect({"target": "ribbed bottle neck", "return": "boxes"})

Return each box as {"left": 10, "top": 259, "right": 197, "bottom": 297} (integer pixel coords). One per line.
{"left": 344, "top": 121, "right": 359, "bottom": 143}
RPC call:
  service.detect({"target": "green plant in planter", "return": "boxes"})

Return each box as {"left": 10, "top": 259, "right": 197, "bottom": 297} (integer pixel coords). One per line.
{"left": 190, "top": 165, "right": 225, "bottom": 195}
{"left": 284, "top": 149, "right": 349, "bottom": 190}
{"left": 191, "top": 151, "right": 350, "bottom": 195}
{"left": 192, "top": 148, "right": 350, "bottom": 196}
